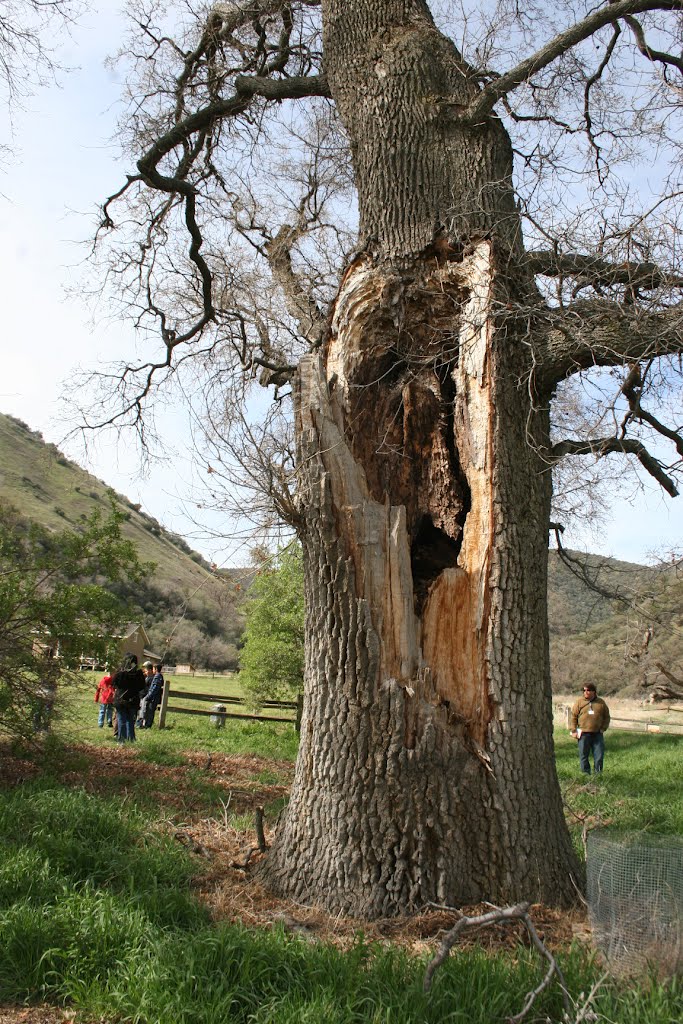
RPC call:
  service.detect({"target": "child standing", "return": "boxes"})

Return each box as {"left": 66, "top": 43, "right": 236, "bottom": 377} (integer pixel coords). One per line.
{"left": 95, "top": 672, "right": 115, "bottom": 728}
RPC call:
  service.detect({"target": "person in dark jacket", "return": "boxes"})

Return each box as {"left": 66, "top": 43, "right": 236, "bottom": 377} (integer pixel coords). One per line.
{"left": 112, "top": 653, "right": 146, "bottom": 743}
{"left": 136, "top": 662, "right": 155, "bottom": 726}
{"left": 141, "top": 664, "right": 164, "bottom": 729}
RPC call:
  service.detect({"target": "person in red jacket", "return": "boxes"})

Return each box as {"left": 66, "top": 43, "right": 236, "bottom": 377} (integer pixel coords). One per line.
{"left": 95, "top": 672, "right": 115, "bottom": 728}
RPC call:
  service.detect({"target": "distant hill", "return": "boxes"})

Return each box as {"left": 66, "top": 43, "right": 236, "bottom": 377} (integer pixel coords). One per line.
{"left": 549, "top": 549, "right": 683, "bottom": 698}
{"left": 1, "top": 411, "right": 680, "bottom": 693}
{"left": 0, "top": 413, "right": 245, "bottom": 669}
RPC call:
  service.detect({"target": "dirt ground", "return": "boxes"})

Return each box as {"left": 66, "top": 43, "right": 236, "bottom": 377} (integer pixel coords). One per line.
{"left": 0, "top": 742, "right": 589, "bottom": 1023}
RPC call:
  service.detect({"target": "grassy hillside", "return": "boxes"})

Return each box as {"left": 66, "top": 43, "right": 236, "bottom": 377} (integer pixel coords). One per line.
{"left": 0, "top": 413, "right": 244, "bottom": 665}
{"left": 547, "top": 549, "right": 647, "bottom": 636}
{"left": 1, "top": 411, "right": 679, "bottom": 693}
{"left": 549, "top": 551, "right": 683, "bottom": 697}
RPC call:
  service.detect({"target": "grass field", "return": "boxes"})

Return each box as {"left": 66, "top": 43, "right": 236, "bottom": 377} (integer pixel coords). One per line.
{"left": 65, "top": 672, "right": 300, "bottom": 761}
{"left": 1, "top": 682, "right": 681, "bottom": 1024}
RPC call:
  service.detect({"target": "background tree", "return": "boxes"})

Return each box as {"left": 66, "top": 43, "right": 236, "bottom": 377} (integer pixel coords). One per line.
{"left": 239, "top": 545, "right": 305, "bottom": 705}
{"left": 0, "top": 499, "right": 149, "bottom": 740}
{"left": 0, "top": 0, "right": 83, "bottom": 114}
{"left": 90, "top": 0, "right": 683, "bottom": 915}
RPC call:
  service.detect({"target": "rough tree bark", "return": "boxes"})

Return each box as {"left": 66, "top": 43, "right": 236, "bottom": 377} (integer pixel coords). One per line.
{"left": 261, "top": 0, "right": 581, "bottom": 914}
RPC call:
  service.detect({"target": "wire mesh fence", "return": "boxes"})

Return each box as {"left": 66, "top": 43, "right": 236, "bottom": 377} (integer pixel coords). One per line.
{"left": 587, "top": 829, "right": 683, "bottom": 977}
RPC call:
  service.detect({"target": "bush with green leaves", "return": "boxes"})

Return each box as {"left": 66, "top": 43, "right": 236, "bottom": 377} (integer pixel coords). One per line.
{"left": 239, "top": 545, "right": 304, "bottom": 705}
{"left": 0, "top": 498, "right": 151, "bottom": 739}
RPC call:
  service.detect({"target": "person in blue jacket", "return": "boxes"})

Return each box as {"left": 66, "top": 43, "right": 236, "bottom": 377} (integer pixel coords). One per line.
{"left": 141, "top": 663, "right": 165, "bottom": 728}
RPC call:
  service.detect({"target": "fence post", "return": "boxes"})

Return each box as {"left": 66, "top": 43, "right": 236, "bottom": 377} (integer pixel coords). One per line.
{"left": 295, "top": 693, "right": 304, "bottom": 733}
{"left": 158, "top": 678, "right": 170, "bottom": 729}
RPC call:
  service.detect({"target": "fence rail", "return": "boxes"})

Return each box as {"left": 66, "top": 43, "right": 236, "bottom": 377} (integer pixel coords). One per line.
{"left": 555, "top": 704, "right": 683, "bottom": 736}
{"left": 158, "top": 683, "right": 301, "bottom": 730}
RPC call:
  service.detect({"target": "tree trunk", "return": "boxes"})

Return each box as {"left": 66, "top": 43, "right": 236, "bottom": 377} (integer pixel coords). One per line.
{"left": 261, "top": 0, "right": 581, "bottom": 915}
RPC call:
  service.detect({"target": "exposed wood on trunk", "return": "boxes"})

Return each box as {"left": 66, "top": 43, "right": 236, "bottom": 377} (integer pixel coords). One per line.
{"left": 261, "top": 241, "right": 580, "bottom": 915}
{"left": 260, "top": 0, "right": 581, "bottom": 917}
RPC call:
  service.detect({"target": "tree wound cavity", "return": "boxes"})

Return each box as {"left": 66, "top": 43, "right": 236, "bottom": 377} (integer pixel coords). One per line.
{"left": 411, "top": 513, "right": 461, "bottom": 614}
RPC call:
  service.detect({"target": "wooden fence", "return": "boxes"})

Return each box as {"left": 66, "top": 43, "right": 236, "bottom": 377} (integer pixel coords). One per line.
{"left": 555, "top": 704, "right": 683, "bottom": 736}
{"left": 157, "top": 683, "right": 302, "bottom": 731}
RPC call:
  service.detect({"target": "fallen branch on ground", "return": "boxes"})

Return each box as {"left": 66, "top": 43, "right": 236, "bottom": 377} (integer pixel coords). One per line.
{"left": 424, "top": 901, "right": 571, "bottom": 1023}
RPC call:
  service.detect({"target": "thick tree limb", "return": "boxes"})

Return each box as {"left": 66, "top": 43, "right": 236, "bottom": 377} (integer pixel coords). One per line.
{"left": 460, "top": 1, "right": 683, "bottom": 124}
{"left": 137, "top": 73, "right": 328, "bottom": 180}
{"left": 538, "top": 300, "right": 683, "bottom": 388}
{"left": 264, "top": 217, "right": 327, "bottom": 354}
{"left": 624, "top": 12, "right": 683, "bottom": 74}
{"left": 525, "top": 251, "right": 683, "bottom": 292}
{"left": 551, "top": 436, "right": 679, "bottom": 496}
{"left": 234, "top": 72, "right": 330, "bottom": 98}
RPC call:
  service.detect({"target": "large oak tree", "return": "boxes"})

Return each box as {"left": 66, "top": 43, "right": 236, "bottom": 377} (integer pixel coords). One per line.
{"left": 95, "top": 0, "right": 683, "bottom": 915}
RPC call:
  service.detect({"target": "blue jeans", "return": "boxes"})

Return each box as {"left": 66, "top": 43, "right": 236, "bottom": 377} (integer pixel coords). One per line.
{"left": 116, "top": 705, "right": 137, "bottom": 742}
{"left": 578, "top": 731, "right": 604, "bottom": 773}
{"left": 98, "top": 703, "right": 113, "bottom": 727}
{"left": 142, "top": 699, "right": 159, "bottom": 728}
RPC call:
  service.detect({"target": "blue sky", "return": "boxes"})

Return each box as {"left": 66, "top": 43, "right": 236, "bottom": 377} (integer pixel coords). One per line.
{"left": 0, "top": 2, "right": 680, "bottom": 565}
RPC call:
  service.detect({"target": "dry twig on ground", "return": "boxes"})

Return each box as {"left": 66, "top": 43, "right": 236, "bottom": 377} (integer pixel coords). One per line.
{"left": 424, "top": 902, "right": 571, "bottom": 1023}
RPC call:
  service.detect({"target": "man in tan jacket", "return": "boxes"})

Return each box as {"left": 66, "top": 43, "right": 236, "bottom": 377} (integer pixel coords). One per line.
{"left": 570, "top": 684, "right": 610, "bottom": 774}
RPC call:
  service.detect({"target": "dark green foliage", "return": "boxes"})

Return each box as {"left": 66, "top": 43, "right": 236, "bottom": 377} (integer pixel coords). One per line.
{"left": 0, "top": 412, "right": 244, "bottom": 671}
{"left": 239, "top": 546, "right": 305, "bottom": 705}
{"left": 0, "top": 499, "right": 150, "bottom": 739}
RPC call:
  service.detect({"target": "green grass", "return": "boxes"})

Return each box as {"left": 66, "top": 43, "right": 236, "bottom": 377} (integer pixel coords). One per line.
{"left": 1, "top": 782, "right": 680, "bottom": 1024}
{"left": 63, "top": 672, "right": 300, "bottom": 762}
{"left": 2, "top": 707, "right": 682, "bottom": 1022}
{"left": 555, "top": 731, "right": 683, "bottom": 844}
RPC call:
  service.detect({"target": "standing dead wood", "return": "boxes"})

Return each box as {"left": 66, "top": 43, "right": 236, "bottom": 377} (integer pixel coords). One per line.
{"left": 87, "top": 0, "right": 683, "bottom": 918}
{"left": 255, "top": 805, "right": 268, "bottom": 852}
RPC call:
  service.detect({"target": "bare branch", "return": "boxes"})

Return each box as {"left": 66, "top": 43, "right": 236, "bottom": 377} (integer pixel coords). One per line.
{"left": 424, "top": 902, "right": 571, "bottom": 1023}
{"left": 550, "top": 522, "right": 632, "bottom": 606}
{"left": 621, "top": 363, "right": 683, "bottom": 458}
{"left": 526, "top": 251, "right": 683, "bottom": 293}
{"left": 0, "top": 0, "right": 83, "bottom": 109}
{"left": 623, "top": 12, "right": 683, "bottom": 75}
{"left": 551, "top": 436, "right": 679, "bottom": 495}
{"left": 460, "top": 1, "right": 683, "bottom": 124}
